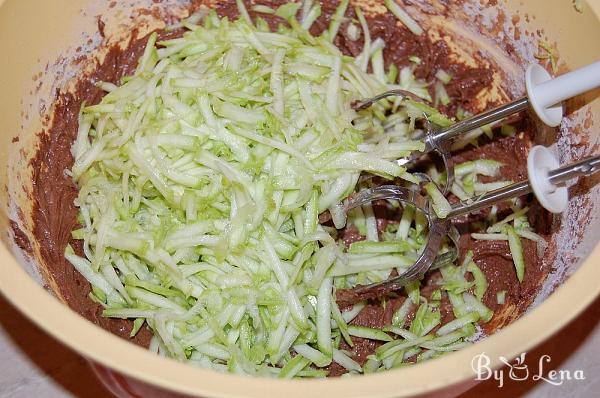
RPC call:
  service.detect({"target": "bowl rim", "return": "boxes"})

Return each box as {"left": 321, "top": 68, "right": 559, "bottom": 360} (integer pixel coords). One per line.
{"left": 2, "top": 0, "right": 600, "bottom": 396}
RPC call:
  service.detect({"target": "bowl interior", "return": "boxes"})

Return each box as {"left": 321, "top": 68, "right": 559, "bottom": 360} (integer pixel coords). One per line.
{"left": 1, "top": 0, "right": 600, "bottom": 397}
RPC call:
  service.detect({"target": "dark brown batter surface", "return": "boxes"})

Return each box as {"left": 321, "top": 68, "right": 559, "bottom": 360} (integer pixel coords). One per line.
{"left": 28, "top": 0, "right": 550, "bottom": 374}
{"left": 10, "top": 220, "right": 33, "bottom": 256}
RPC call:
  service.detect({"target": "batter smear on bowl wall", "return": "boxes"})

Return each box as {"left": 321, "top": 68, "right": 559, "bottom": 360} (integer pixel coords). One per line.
{"left": 30, "top": 0, "right": 555, "bottom": 377}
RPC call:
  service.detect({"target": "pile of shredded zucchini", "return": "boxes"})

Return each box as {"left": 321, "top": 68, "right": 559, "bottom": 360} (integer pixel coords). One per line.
{"left": 65, "top": 0, "right": 546, "bottom": 377}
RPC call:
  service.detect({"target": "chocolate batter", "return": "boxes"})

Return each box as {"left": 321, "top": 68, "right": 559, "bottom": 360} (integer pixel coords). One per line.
{"left": 28, "top": 0, "right": 550, "bottom": 374}
{"left": 10, "top": 220, "right": 33, "bottom": 256}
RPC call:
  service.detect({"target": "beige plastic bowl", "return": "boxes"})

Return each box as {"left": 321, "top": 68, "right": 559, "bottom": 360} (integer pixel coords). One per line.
{"left": 1, "top": 0, "right": 600, "bottom": 397}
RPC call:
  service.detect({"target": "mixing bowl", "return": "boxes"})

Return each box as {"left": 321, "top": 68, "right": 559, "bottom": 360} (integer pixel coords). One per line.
{"left": 1, "top": 0, "right": 600, "bottom": 397}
